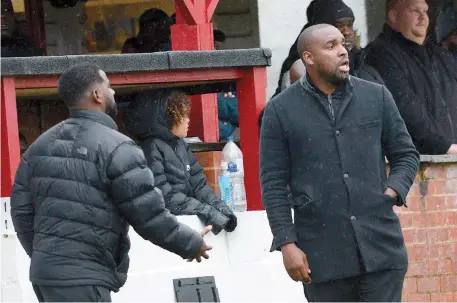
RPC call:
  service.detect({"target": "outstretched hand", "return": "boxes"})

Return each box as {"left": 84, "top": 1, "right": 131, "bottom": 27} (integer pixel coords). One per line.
{"left": 187, "top": 225, "right": 213, "bottom": 263}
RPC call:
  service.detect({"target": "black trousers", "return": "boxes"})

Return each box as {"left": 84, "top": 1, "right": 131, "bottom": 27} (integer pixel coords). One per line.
{"left": 303, "top": 268, "right": 407, "bottom": 302}
{"left": 33, "top": 284, "right": 112, "bottom": 302}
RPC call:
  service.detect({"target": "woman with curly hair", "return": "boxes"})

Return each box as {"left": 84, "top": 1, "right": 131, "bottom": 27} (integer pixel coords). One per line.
{"left": 124, "top": 89, "right": 237, "bottom": 235}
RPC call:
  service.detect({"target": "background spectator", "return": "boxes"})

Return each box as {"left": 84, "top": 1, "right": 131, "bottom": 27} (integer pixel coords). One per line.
{"left": 124, "top": 89, "right": 238, "bottom": 235}
{"left": 365, "top": 0, "right": 457, "bottom": 155}
{"left": 435, "top": 1, "right": 457, "bottom": 59}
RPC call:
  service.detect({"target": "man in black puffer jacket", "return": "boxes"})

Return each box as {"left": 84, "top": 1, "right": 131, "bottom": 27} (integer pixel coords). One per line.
{"left": 11, "top": 64, "right": 212, "bottom": 302}
{"left": 123, "top": 89, "right": 237, "bottom": 235}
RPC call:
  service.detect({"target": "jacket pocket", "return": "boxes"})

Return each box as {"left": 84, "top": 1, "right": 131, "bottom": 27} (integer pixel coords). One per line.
{"left": 292, "top": 196, "right": 325, "bottom": 240}
{"left": 358, "top": 119, "right": 381, "bottom": 129}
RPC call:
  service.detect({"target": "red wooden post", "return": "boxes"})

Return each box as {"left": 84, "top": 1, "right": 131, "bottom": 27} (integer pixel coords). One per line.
{"left": 237, "top": 68, "right": 267, "bottom": 210}
{"left": 1, "top": 78, "right": 20, "bottom": 198}
{"left": 171, "top": 0, "right": 219, "bottom": 142}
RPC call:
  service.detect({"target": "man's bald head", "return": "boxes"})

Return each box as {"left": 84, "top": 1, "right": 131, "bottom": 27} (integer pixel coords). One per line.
{"left": 297, "top": 24, "right": 333, "bottom": 58}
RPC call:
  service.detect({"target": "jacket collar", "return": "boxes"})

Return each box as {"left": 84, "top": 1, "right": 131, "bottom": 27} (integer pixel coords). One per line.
{"left": 70, "top": 110, "right": 118, "bottom": 131}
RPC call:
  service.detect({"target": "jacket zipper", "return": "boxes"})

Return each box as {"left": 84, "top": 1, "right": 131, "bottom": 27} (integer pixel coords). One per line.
{"left": 328, "top": 95, "right": 335, "bottom": 121}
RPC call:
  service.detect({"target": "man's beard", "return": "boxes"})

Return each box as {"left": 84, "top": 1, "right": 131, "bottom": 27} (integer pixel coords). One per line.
{"left": 317, "top": 64, "right": 348, "bottom": 86}
{"left": 105, "top": 98, "right": 118, "bottom": 119}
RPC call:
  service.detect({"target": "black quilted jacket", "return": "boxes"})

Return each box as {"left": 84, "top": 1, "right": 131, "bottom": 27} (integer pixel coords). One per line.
{"left": 124, "top": 90, "right": 237, "bottom": 235}
{"left": 11, "top": 110, "right": 203, "bottom": 291}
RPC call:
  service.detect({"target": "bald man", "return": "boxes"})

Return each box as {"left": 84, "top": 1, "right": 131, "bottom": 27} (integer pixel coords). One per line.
{"left": 260, "top": 24, "right": 419, "bottom": 302}
{"left": 365, "top": 0, "right": 457, "bottom": 155}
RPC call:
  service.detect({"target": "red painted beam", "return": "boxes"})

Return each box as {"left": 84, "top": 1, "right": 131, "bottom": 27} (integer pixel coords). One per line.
{"left": 174, "top": 0, "right": 219, "bottom": 25}
{"left": 14, "top": 68, "right": 244, "bottom": 89}
{"left": 237, "top": 67, "right": 267, "bottom": 211}
{"left": 1, "top": 78, "right": 21, "bottom": 197}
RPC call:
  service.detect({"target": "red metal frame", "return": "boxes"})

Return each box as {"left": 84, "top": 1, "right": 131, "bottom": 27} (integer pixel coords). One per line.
{"left": 171, "top": 0, "right": 219, "bottom": 143}
{"left": 1, "top": 78, "right": 21, "bottom": 197}
{"left": 1, "top": 0, "right": 267, "bottom": 210}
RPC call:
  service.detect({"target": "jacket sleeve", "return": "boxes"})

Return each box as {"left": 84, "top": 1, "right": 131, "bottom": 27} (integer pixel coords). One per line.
{"left": 10, "top": 156, "right": 35, "bottom": 257}
{"left": 381, "top": 86, "right": 421, "bottom": 205}
{"left": 260, "top": 101, "right": 296, "bottom": 251}
{"left": 145, "top": 143, "right": 214, "bottom": 217}
{"left": 106, "top": 141, "right": 203, "bottom": 259}
{"left": 366, "top": 46, "right": 453, "bottom": 154}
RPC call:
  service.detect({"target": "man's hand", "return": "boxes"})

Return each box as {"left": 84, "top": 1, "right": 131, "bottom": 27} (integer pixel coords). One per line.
{"left": 447, "top": 144, "right": 457, "bottom": 154}
{"left": 187, "top": 225, "right": 213, "bottom": 263}
{"left": 281, "top": 243, "right": 312, "bottom": 284}
{"left": 384, "top": 187, "right": 398, "bottom": 198}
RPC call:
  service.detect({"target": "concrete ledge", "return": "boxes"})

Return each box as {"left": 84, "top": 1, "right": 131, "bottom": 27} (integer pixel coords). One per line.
{"left": 0, "top": 48, "right": 272, "bottom": 77}
{"left": 419, "top": 155, "right": 457, "bottom": 163}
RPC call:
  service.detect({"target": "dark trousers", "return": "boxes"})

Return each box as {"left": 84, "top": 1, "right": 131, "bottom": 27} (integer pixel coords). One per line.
{"left": 33, "top": 284, "right": 112, "bottom": 302}
{"left": 303, "top": 268, "right": 407, "bottom": 302}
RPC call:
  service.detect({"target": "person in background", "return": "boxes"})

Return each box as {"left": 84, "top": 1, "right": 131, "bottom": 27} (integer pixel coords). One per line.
{"left": 273, "top": 0, "right": 383, "bottom": 98}
{"left": 134, "top": 8, "right": 172, "bottom": 53}
{"left": 124, "top": 89, "right": 238, "bottom": 235}
{"left": 365, "top": 0, "right": 457, "bottom": 155}
{"left": 1, "top": 0, "right": 43, "bottom": 57}
{"left": 11, "top": 64, "right": 212, "bottom": 302}
{"left": 435, "top": 1, "right": 457, "bottom": 59}
{"left": 19, "top": 132, "right": 28, "bottom": 158}
{"left": 121, "top": 36, "right": 140, "bottom": 54}
{"left": 260, "top": 24, "right": 419, "bottom": 302}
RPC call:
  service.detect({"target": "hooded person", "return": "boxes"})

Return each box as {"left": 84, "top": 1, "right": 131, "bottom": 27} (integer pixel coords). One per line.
{"left": 123, "top": 89, "right": 238, "bottom": 235}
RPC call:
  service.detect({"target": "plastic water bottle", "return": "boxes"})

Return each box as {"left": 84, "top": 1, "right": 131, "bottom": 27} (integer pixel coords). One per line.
{"left": 220, "top": 136, "right": 247, "bottom": 212}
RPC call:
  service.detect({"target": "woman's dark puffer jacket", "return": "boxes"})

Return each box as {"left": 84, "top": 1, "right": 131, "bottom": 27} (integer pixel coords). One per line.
{"left": 124, "top": 90, "right": 237, "bottom": 235}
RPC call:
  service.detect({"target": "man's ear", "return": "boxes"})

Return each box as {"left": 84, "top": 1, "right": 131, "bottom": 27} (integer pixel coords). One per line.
{"left": 387, "top": 9, "right": 397, "bottom": 25}
{"left": 92, "top": 89, "right": 103, "bottom": 105}
{"left": 303, "top": 51, "right": 314, "bottom": 66}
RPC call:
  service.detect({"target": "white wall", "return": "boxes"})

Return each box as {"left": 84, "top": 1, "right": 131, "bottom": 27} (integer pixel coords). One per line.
{"left": 2, "top": 210, "right": 306, "bottom": 302}
{"left": 258, "top": 0, "right": 368, "bottom": 99}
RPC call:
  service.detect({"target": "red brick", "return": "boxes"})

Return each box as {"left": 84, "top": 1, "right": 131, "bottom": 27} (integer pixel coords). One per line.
{"left": 202, "top": 168, "right": 220, "bottom": 185}
{"left": 441, "top": 276, "right": 457, "bottom": 291}
{"left": 407, "top": 262, "right": 429, "bottom": 277}
{"left": 193, "top": 151, "right": 222, "bottom": 169}
{"left": 446, "top": 165, "right": 457, "bottom": 179}
{"left": 403, "top": 277, "right": 417, "bottom": 293}
{"left": 430, "top": 293, "right": 455, "bottom": 302}
{"left": 425, "top": 196, "right": 447, "bottom": 211}
{"left": 407, "top": 293, "right": 430, "bottom": 302}
{"left": 449, "top": 227, "right": 457, "bottom": 241}
{"left": 423, "top": 165, "right": 446, "bottom": 180}
{"left": 411, "top": 245, "right": 428, "bottom": 261}
{"left": 429, "top": 180, "right": 446, "bottom": 195}
{"left": 428, "top": 243, "right": 456, "bottom": 260}
{"left": 428, "top": 260, "right": 454, "bottom": 275}
{"left": 426, "top": 228, "right": 449, "bottom": 243}
{"left": 406, "top": 196, "right": 425, "bottom": 211}
{"left": 404, "top": 229, "right": 427, "bottom": 245}
{"left": 446, "top": 180, "right": 457, "bottom": 194}
{"left": 399, "top": 213, "right": 414, "bottom": 228}
{"left": 417, "top": 277, "right": 440, "bottom": 293}
{"left": 407, "top": 184, "right": 422, "bottom": 198}
{"left": 447, "top": 211, "right": 457, "bottom": 225}
{"left": 447, "top": 195, "right": 457, "bottom": 210}
{"left": 454, "top": 292, "right": 457, "bottom": 302}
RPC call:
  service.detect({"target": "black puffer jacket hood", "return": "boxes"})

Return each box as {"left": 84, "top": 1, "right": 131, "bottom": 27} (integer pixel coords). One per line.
{"left": 124, "top": 89, "right": 176, "bottom": 143}
{"left": 124, "top": 90, "right": 238, "bottom": 235}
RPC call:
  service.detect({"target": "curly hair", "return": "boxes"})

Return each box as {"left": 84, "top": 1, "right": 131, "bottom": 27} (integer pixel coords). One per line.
{"left": 166, "top": 91, "right": 191, "bottom": 128}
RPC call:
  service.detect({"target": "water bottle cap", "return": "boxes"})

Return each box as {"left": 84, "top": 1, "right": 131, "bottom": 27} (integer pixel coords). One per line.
{"left": 227, "top": 136, "right": 233, "bottom": 142}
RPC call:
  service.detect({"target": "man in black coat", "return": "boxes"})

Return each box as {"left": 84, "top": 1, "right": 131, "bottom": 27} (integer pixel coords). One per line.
{"left": 11, "top": 64, "right": 212, "bottom": 302}
{"left": 365, "top": 0, "right": 457, "bottom": 155}
{"left": 260, "top": 24, "right": 420, "bottom": 301}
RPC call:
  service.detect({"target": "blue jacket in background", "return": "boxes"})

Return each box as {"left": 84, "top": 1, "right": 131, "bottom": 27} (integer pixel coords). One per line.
{"left": 217, "top": 92, "right": 239, "bottom": 141}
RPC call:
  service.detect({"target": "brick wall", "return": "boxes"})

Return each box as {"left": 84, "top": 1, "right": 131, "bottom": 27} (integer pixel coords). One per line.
{"left": 193, "top": 151, "right": 222, "bottom": 197}
{"left": 395, "top": 159, "right": 457, "bottom": 302}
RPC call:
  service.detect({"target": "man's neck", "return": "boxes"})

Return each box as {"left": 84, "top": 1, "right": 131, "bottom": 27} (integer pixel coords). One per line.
{"left": 308, "top": 73, "right": 337, "bottom": 96}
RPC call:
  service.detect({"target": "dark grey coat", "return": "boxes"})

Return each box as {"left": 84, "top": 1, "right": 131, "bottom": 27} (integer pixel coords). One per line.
{"left": 124, "top": 90, "right": 237, "bottom": 235}
{"left": 11, "top": 110, "right": 203, "bottom": 291}
{"left": 260, "top": 75, "right": 420, "bottom": 283}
